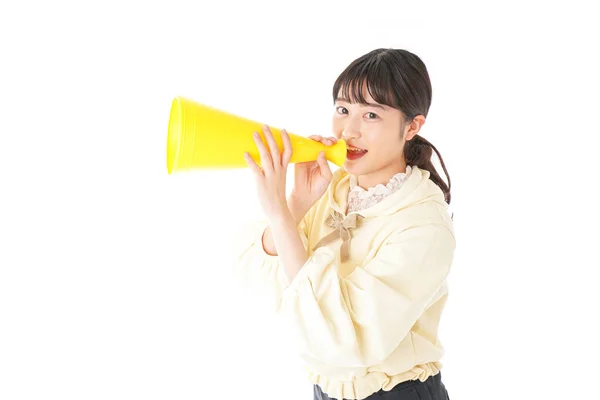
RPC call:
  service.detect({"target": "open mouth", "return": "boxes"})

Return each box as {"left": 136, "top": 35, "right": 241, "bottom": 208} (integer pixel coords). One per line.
{"left": 346, "top": 146, "right": 368, "bottom": 161}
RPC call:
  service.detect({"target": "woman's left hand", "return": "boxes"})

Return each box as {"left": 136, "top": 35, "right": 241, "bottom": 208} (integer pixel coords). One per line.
{"left": 244, "top": 125, "right": 293, "bottom": 223}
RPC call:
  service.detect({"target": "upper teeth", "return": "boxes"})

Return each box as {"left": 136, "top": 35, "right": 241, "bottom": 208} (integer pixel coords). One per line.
{"left": 349, "top": 148, "right": 365, "bottom": 152}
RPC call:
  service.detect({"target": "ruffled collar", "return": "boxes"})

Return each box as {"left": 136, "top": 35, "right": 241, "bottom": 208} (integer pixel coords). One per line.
{"left": 347, "top": 166, "right": 412, "bottom": 212}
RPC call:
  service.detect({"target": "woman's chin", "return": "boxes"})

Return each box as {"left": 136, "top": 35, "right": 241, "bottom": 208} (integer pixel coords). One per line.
{"left": 343, "top": 160, "right": 365, "bottom": 175}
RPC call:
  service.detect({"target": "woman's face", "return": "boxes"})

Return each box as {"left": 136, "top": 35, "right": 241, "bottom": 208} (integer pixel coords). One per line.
{"left": 332, "top": 88, "right": 421, "bottom": 188}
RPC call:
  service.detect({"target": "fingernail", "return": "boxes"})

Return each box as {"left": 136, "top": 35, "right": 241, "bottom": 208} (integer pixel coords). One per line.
{"left": 253, "top": 132, "right": 259, "bottom": 137}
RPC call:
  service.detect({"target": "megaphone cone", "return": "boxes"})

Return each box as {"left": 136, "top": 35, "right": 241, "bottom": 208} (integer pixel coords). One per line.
{"left": 166, "top": 97, "right": 347, "bottom": 174}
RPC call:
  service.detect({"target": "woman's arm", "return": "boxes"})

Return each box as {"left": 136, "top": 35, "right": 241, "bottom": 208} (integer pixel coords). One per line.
{"left": 279, "top": 224, "right": 455, "bottom": 367}
{"left": 261, "top": 194, "right": 311, "bottom": 255}
{"left": 244, "top": 126, "right": 325, "bottom": 285}
{"left": 266, "top": 209, "right": 310, "bottom": 285}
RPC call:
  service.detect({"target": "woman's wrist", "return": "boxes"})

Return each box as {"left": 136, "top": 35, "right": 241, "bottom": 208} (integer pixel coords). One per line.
{"left": 262, "top": 197, "right": 304, "bottom": 257}
{"left": 288, "top": 193, "right": 311, "bottom": 225}
{"left": 269, "top": 211, "right": 309, "bottom": 282}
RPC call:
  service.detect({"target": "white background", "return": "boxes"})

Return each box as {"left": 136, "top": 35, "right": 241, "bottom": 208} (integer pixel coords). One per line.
{"left": 1, "top": 1, "right": 599, "bottom": 399}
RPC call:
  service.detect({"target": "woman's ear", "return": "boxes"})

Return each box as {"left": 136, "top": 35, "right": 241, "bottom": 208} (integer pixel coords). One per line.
{"left": 404, "top": 115, "right": 425, "bottom": 141}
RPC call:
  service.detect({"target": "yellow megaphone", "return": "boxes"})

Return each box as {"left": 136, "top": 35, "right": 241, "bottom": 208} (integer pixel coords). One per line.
{"left": 166, "top": 97, "right": 347, "bottom": 174}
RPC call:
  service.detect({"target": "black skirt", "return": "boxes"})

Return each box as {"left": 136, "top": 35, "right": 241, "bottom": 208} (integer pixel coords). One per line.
{"left": 313, "top": 371, "right": 449, "bottom": 400}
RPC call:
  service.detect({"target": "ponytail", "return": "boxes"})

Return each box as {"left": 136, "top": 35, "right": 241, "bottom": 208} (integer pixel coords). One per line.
{"left": 405, "top": 134, "right": 452, "bottom": 204}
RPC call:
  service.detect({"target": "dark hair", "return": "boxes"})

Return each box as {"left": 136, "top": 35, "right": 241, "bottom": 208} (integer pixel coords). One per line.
{"left": 332, "top": 48, "right": 452, "bottom": 204}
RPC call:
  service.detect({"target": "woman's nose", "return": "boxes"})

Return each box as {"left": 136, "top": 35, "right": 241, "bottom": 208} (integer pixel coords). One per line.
{"left": 342, "top": 124, "right": 361, "bottom": 141}
{"left": 333, "top": 114, "right": 361, "bottom": 140}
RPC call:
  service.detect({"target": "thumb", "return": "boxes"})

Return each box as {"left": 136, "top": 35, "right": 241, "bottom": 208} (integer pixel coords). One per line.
{"left": 317, "top": 151, "right": 333, "bottom": 180}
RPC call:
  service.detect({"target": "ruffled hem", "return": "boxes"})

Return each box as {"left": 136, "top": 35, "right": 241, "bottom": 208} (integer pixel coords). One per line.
{"left": 307, "top": 361, "right": 442, "bottom": 400}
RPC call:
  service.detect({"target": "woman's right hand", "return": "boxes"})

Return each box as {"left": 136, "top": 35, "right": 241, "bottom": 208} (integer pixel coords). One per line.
{"left": 288, "top": 135, "right": 337, "bottom": 223}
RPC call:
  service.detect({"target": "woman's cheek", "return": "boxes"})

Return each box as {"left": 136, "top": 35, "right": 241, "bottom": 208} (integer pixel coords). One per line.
{"left": 331, "top": 118, "right": 344, "bottom": 139}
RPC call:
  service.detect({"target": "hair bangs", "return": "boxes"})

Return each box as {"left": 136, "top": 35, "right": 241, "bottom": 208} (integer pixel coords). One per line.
{"left": 333, "top": 56, "right": 399, "bottom": 109}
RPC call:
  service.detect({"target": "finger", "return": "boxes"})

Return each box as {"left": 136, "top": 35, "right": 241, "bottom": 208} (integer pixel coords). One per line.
{"left": 322, "top": 137, "right": 338, "bottom": 146}
{"left": 308, "top": 135, "right": 323, "bottom": 142}
{"left": 244, "top": 152, "right": 263, "bottom": 177}
{"left": 253, "top": 131, "right": 273, "bottom": 175}
{"left": 262, "top": 125, "right": 281, "bottom": 169}
{"left": 317, "top": 151, "right": 333, "bottom": 181}
{"left": 281, "top": 129, "right": 293, "bottom": 167}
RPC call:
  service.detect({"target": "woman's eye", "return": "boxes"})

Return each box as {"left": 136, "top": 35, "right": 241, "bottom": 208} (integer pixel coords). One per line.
{"left": 336, "top": 106, "right": 348, "bottom": 114}
{"left": 366, "top": 112, "right": 378, "bottom": 119}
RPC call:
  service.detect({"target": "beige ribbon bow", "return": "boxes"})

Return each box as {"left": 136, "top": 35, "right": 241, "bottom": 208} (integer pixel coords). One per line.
{"left": 312, "top": 210, "right": 363, "bottom": 262}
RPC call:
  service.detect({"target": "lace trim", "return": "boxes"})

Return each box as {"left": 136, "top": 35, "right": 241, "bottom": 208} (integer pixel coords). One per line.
{"left": 347, "top": 166, "right": 412, "bottom": 213}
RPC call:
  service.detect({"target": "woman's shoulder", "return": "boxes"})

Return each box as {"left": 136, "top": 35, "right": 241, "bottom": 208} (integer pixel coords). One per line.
{"left": 373, "top": 200, "right": 455, "bottom": 245}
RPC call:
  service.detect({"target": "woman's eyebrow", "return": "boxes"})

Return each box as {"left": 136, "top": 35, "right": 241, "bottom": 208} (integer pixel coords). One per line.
{"left": 363, "top": 102, "right": 386, "bottom": 110}
{"left": 335, "top": 97, "right": 387, "bottom": 110}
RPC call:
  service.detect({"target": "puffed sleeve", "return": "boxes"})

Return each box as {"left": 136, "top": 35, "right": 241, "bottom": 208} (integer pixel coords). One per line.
{"left": 278, "top": 223, "right": 455, "bottom": 368}
{"left": 231, "top": 212, "right": 313, "bottom": 313}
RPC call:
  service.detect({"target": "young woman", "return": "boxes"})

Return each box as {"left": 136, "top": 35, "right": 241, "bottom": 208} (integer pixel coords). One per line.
{"left": 235, "top": 48, "right": 454, "bottom": 400}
